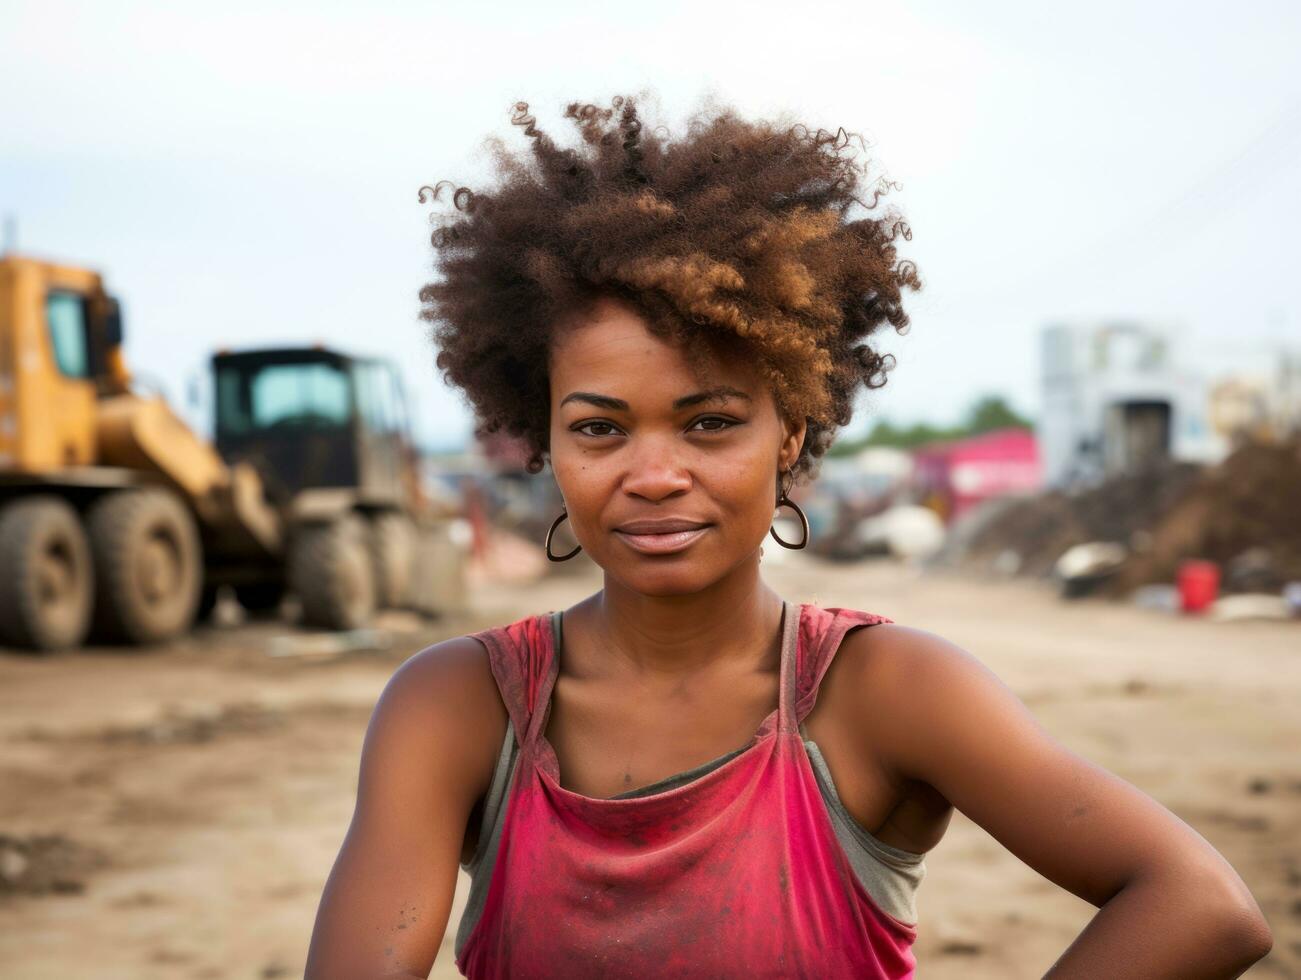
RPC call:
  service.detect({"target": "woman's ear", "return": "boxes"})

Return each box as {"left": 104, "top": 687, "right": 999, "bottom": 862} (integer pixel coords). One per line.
{"left": 779, "top": 415, "right": 808, "bottom": 473}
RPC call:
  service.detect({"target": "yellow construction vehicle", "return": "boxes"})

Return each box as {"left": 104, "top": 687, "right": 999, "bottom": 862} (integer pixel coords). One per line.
{"left": 0, "top": 254, "right": 462, "bottom": 651}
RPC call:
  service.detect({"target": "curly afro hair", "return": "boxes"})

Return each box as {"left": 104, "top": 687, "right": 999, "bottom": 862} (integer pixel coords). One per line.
{"left": 418, "top": 93, "right": 922, "bottom": 481}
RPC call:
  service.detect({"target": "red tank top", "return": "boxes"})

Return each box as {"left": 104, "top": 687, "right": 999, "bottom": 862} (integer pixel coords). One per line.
{"left": 457, "top": 601, "right": 916, "bottom": 979}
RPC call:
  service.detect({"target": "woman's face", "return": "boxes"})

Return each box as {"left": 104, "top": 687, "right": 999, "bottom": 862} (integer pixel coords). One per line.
{"left": 548, "top": 296, "right": 806, "bottom": 597}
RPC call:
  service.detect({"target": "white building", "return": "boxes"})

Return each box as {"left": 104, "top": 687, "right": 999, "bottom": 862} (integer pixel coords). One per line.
{"left": 1038, "top": 322, "right": 1224, "bottom": 488}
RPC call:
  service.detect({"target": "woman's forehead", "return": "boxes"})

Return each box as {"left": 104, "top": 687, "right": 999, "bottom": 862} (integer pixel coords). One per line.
{"left": 549, "top": 300, "right": 769, "bottom": 405}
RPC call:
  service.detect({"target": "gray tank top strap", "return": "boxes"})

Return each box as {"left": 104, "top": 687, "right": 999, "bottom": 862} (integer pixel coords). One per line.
{"left": 800, "top": 727, "right": 926, "bottom": 923}
{"left": 454, "top": 717, "right": 518, "bottom": 957}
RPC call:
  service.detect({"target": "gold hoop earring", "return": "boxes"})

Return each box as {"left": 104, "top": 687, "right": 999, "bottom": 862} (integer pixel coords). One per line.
{"left": 545, "top": 511, "right": 582, "bottom": 562}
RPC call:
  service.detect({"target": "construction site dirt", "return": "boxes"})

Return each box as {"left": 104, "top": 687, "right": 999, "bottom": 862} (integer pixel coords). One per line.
{"left": 1, "top": 556, "right": 1297, "bottom": 979}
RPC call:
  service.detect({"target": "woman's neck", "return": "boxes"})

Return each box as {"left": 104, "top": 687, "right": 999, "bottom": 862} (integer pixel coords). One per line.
{"left": 578, "top": 554, "right": 785, "bottom": 679}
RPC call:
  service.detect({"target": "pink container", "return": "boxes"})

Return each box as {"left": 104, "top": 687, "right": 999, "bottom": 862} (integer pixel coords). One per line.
{"left": 1177, "top": 560, "right": 1220, "bottom": 613}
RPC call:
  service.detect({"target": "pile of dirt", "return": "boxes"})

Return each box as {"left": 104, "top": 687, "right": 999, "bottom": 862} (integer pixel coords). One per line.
{"left": 950, "top": 459, "right": 1204, "bottom": 578}
{"left": 949, "top": 436, "right": 1301, "bottom": 595}
{"left": 1114, "top": 437, "right": 1301, "bottom": 594}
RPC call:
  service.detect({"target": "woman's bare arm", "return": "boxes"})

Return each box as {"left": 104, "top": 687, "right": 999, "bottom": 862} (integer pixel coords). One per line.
{"left": 839, "top": 624, "right": 1273, "bottom": 979}
{"left": 304, "top": 636, "right": 507, "bottom": 980}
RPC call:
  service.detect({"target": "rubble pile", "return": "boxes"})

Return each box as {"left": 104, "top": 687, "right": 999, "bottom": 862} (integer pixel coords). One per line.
{"left": 1114, "top": 437, "right": 1301, "bottom": 595}
{"left": 948, "top": 436, "right": 1301, "bottom": 596}
{"left": 950, "top": 460, "right": 1204, "bottom": 579}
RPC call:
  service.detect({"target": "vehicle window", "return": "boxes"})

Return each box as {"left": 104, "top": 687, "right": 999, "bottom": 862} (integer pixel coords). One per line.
{"left": 216, "top": 361, "right": 352, "bottom": 436}
{"left": 250, "top": 362, "right": 351, "bottom": 428}
{"left": 355, "top": 362, "right": 402, "bottom": 434}
{"left": 46, "top": 291, "right": 90, "bottom": 379}
{"left": 216, "top": 367, "right": 249, "bottom": 435}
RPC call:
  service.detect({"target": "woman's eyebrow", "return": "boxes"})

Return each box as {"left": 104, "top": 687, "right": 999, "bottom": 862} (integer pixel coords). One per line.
{"left": 559, "top": 392, "right": 630, "bottom": 410}
{"left": 672, "top": 386, "right": 752, "bottom": 409}
{"left": 558, "top": 387, "right": 751, "bottom": 412}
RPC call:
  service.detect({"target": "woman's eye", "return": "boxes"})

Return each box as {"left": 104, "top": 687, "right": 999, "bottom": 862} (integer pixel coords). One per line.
{"left": 690, "top": 416, "right": 737, "bottom": 432}
{"left": 571, "top": 418, "right": 737, "bottom": 437}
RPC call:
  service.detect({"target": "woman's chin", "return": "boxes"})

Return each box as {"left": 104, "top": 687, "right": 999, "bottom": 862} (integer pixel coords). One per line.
{"left": 605, "top": 561, "right": 725, "bottom": 598}
{"left": 600, "top": 548, "right": 765, "bottom": 597}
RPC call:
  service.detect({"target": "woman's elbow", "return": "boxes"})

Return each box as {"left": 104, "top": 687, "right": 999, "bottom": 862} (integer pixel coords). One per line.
{"left": 1197, "top": 870, "right": 1273, "bottom": 970}
{"left": 1214, "top": 901, "right": 1273, "bottom": 969}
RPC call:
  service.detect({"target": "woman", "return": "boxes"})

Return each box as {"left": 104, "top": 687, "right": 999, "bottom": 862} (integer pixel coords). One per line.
{"left": 305, "top": 96, "right": 1273, "bottom": 979}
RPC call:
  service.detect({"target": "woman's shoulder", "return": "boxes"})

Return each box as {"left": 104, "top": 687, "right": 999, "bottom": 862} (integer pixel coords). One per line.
{"left": 378, "top": 603, "right": 563, "bottom": 728}
{"left": 370, "top": 633, "right": 509, "bottom": 772}
{"left": 827, "top": 616, "right": 995, "bottom": 708}
{"left": 818, "top": 614, "right": 1025, "bottom": 777}
{"left": 809, "top": 609, "right": 984, "bottom": 726}
{"left": 398, "top": 631, "right": 499, "bottom": 688}
{"left": 396, "top": 607, "right": 552, "bottom": 686}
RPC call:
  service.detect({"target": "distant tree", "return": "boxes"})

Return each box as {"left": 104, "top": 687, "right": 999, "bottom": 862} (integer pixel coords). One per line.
{"left": 866, "top": 420, "right": 903, "bottom": 446}
{"left": 828, "top": 394, "right": 1034, "bottom": 457}
{"left": 963, "top": 394, "right": 1034, "bottom": 434}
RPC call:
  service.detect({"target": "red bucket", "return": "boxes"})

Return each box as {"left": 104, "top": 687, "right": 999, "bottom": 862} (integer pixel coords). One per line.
{"left": 1177, "top": 560, "right": 1220, "bottom": 613}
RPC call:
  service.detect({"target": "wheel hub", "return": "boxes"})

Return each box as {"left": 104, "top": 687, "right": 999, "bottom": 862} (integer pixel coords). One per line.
{"left": 137, "top": 532, "right": 181, "bottom": 604}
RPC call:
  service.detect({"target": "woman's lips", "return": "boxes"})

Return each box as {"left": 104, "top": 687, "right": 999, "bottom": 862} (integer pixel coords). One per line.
{"left": 613, "top": 524, "right": 711, "bottom": 555}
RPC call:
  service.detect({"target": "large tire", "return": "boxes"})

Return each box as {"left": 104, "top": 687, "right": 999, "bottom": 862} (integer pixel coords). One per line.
{"left": 370, "top": 511, "right": 416, "bottom": 609}
{"left": 289, "top": 515, "right": 376, "bottom": 630}
{"left": 233, "top": 582, "right": 286, "bottom": 615}
{"left": 87, "top": 488, "right": 203, "bottom": 645}
{"left": 0, "top": 496, "right": 94, "bottom": 651}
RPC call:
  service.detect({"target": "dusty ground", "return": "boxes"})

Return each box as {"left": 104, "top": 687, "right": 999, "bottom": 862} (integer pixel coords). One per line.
{"left": 1, "top": 554, "right": 1298, "bottom": 979}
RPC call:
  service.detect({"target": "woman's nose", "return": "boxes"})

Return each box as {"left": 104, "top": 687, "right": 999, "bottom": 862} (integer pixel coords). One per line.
{"left": 620, "top": 444, "right": 692, "bottom": 502}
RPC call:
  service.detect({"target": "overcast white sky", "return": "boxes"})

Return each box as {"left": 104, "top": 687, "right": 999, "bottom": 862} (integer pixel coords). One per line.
{"left": 3, "top": 0, "right": 1299, "bottom": 449}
